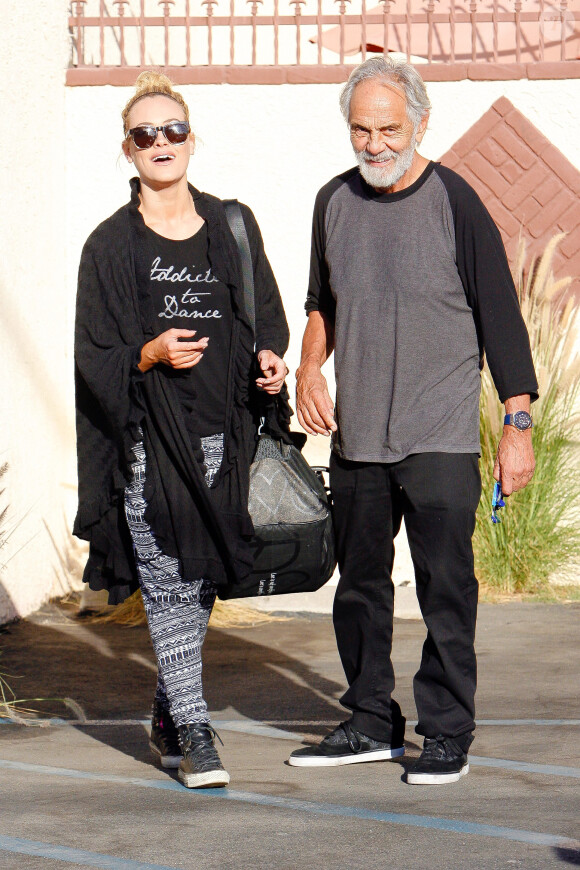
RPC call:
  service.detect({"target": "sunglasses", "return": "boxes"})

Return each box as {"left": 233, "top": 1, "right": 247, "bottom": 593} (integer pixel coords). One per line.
{"left": 127, "top": 121, "right": 190, "bottom": 151}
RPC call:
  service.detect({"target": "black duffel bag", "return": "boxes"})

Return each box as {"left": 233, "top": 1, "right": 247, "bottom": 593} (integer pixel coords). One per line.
{"left": 220, "top": 434, "right": 336, "bottom": 598}
{"left": 221, "top": 199, "right": 337, "bottom": 598}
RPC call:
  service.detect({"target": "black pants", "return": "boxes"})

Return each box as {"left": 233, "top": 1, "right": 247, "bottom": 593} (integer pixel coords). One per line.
{"left": 330, "top": 451, "right": 481, "bottom": 749}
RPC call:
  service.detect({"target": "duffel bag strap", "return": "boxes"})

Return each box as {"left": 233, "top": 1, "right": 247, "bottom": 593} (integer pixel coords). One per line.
{"left": 223, "top": 198, "right": 255, "bottom": 340}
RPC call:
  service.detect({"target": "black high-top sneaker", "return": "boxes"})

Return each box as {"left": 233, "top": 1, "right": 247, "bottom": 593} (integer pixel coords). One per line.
{"left": 177, "top": 724, "right": 230, "bottom": 789}
{"left": 149, "top": 701, "right": 183, "bottom": 769}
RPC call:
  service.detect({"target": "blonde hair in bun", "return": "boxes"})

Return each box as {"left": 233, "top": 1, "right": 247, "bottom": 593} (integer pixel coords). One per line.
{"left": 122, "top": 71, "right": 190, "bottom": 135}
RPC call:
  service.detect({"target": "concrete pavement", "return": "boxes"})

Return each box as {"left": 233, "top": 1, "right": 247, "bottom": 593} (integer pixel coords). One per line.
{"left": 0, "top": 600, "right": 578, "bottom": 869}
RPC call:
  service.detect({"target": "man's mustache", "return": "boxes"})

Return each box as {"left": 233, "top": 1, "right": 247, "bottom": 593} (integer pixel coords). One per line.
{"left": 360, "top": 150, "right": 397, "bottom": 163}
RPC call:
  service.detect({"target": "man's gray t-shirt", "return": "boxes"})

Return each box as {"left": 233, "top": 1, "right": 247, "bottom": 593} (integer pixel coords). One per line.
{"left": 306, "top": 162, "right": 538, "bottom": 463}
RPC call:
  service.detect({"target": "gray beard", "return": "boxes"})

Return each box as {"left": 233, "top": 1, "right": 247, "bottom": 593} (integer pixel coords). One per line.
{"left": 355, "top": 134, "right": 417, "bottom": 191}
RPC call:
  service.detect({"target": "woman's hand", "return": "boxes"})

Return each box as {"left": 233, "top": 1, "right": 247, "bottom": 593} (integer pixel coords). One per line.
{"left": 256, "top": 350, "right": 289, "bottom": 395}
{"left": 139, "top": 329, "right": 208, "bottom": 373}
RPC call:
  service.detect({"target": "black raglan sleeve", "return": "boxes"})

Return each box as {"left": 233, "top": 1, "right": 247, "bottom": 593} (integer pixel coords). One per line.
{"left": 305, "top": 176, "right": 349, "bottom": 322}
{"left": 435, "top": 164, "right": 538, "bottom": 403}
{"left": 239, "top": 203, "right": 289, "bottom": 359}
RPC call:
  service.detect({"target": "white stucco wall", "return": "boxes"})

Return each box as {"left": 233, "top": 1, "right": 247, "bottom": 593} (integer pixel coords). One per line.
{"left": 1, "top": 6, "right": 579, "bottom": 624}
{"left": 0, "top": 0, "right": 73, "bottom": 622}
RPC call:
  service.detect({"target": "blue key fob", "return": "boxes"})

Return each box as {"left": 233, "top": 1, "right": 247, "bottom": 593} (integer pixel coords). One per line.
{"left": 491, "top": 482, "right": 505, "bottom": 523}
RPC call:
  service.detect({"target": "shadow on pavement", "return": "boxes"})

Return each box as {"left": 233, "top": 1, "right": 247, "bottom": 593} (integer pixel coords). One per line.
{"left": 555, "top": 848, "right": 580, "bottom": 865}
{"left": 0, "top": 608, "right": 358, "bottom": 766}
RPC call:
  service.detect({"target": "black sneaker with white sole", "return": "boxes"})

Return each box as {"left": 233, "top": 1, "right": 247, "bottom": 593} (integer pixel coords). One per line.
{"left": 288, "top": 718, "right": 405, "bottom": 767}
{"left": 149, "top": 701, "right": 183, "bottom": 769}
{"left": 406, "top": 735, "right": 469, "bottom": 785}
{"left": 177, "top": 724, "right": 230, "bottom": 788}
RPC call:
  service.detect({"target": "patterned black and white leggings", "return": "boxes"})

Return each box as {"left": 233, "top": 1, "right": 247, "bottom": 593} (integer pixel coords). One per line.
{"left": 124, "top": 433, "right": 224, "bottom": 727}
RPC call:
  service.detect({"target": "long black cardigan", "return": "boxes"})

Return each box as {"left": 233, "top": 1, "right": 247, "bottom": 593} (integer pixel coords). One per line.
{"left": 74, "top": 179, "right": 290, "bottom": 603}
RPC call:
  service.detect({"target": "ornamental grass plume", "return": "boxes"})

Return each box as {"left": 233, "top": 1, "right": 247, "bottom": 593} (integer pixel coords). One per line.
{"left": 0, "top": 460, "right": 8, "bottom": 567}
{"left": 0, "top": 460, "right": 43, "bottom": 719}
{"left": 0, "top": 460, "right": 15, "bottom": 718}
{"left": 474, "top": 234, "right": 580, "bottom": 594}
{"left": 0, "top": 663, "right": 42, "bottom": 721}
{"left": 0, "top": 666, "right": 23, "bottom": 720}
{"left": 91, "top": 588, "right": 288, "bottom": 628}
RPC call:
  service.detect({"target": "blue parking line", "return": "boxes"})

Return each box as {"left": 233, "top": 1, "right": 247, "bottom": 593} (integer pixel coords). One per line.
{"left": 1, "top": 717, "right": 578, "bottom": 728}
{"left": 475, "top": 719, "right": 580, "bottom": 726}
{"left": 0, "top": 759, "right": 578, "bottom": 851}
{"left": 2, "top": 720, "right": 580, "bottom": 779}
{"left": 470, "top": 756, "right": 580, "bottom": 778}
{"left": 0, "top": 718, "right": 151, "bottom": 727}
{"left": 0, "top": 835, "right": 180, "bottom": 870}
{"left": 214, "top": 719, "right": 300, "bottom": 741}
{"left": 408, "top": 719, "right": 580, "bottom": 728}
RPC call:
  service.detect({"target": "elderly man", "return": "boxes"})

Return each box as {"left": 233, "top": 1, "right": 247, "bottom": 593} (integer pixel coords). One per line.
{"left": 289, "top": 57, "right": 537, "bottom": 784}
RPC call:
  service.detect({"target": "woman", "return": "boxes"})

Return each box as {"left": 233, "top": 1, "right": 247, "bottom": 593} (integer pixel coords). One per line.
{"left": 74, "top": 72, "right": 290, "bottom": 789}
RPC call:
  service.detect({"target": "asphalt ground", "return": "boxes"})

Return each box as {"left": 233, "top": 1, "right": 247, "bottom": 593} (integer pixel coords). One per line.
{"left": 0, "top": 600, "right": 578, "bottom": 870}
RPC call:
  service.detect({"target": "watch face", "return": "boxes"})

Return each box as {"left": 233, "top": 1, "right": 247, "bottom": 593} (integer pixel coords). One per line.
{"left": 513, "top": 411, "right": 533, "bottom": 430}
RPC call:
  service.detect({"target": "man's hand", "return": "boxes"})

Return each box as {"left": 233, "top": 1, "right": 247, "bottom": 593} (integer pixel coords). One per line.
{"left": 139, "top": 329, "right": 208, "bottom": 373}
{"left": 296, "top": 362, "right": 337, "bottom": 436}
{"left": 256, "top": 349, "right": 288, "bottom": 395}
{"left": 493, "top": 429, "right": 535, "bottom": 496}
{"left": 493, "top": 395, "right": 535, "bottom": 496}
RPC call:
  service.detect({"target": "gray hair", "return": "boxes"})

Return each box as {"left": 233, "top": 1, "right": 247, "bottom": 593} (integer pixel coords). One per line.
{"left": 339, "top": 57, "right": 431, "bottom": 127}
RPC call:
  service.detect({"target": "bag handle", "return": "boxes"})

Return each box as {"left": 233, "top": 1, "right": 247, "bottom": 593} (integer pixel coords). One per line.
{"left": 223, "top": 199, "right": 255, "bottom": 339}
{"left": 224, "top": 197, "right": 268, "bottom": 434}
